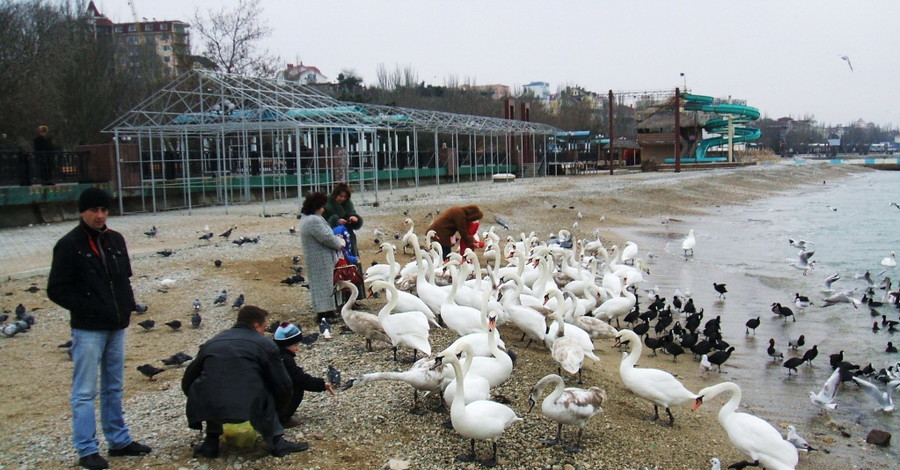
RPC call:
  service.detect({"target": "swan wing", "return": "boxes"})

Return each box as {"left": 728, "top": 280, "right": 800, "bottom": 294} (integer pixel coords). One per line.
{"left": 723, "top": 413, "right": 798, "bottom": 469}
{"left": 454, "top": 400, "right": 521, "bottom": 439}
{"left": 623, "top": 367, "right": 696, "bottom": 406}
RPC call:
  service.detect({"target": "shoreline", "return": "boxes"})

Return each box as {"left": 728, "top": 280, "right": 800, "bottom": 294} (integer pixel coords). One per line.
{"left": 0, "top": 162, "right": 882, "bottom": 469}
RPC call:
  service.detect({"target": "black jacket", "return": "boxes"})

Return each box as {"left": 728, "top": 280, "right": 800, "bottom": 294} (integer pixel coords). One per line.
{"left": 182, "top": 323, "right": 293, "bottom": 438}
{"left": 281, "top": 349, "right": 327, "bottom": 399}
{"left": 47, "top": 219, "right": 136, "bottom": 330}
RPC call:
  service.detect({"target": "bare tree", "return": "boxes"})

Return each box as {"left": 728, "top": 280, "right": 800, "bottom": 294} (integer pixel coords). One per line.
{"left": 191, "top": 0, "right": 279, "bottom": 76}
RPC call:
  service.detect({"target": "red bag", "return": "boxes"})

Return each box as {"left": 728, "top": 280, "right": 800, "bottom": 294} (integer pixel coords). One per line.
{"left": 333, "top": 257, "right": 363, "bottom": 286}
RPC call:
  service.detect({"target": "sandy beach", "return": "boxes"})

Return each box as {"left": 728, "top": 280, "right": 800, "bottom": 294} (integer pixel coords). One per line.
{"left": 0, "top": 162, "right": 886, "bottom": 470}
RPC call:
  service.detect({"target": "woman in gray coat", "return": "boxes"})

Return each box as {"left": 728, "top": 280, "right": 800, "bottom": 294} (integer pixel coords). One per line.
{"left": 299, "top": 192, "right": 344, "bottom": 321}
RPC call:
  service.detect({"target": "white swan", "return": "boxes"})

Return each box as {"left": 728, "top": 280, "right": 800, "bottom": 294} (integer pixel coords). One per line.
{"left": 354, "top": 356, "right": 443, "bottom": 414}
{"left": 441, "top": 265, "right": 488, "bottom": 336}
{"left": 613, "top": 329, "right": 697, "bottom": 426}
{"left": 551, "top": 320, "right": 587, "bottom": 383}
{"left": 498, "top": 279, "right": 547, "bottom": 347}
{"left": 692, "top": 381, "right": 798, "bottom": 470}
{"left": 527, "top": 373, "right": 606, "bottom": 453}
{"left": 441, "top": 341, "right": 492, "bottom": 406}
{"left": 369, "top": 280, "right": 431, "bottom": 361}
{"left": 364, "top": 242, "right": 401, "bottom": 283}
{"left": 591, "top": 284, "right": 636, "bottom": 328}
{"left": 882, "top": 251, "right": 897, "bottom": 267}
{"left": 335, "top": 281, "right": 392, "bottom": 351}
{"left": 436, "top": 342, "right": 523, "bottom": 466}
{"left": 620, "top": 240, "right": 639, "bottom": 265}
{"left": 682, "top": 229, "right": 696, "bottom": 256}
{"left": 451, "top": 313, "right": 513, "bottom": 388}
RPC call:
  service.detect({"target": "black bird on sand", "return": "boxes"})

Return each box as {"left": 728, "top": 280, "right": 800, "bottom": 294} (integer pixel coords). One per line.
{"left": 266, "top": 320, "right": 281, "bottom": 334}
{"left": 156, "top": 249, "right": 173, "bottom": 257}
{"left": 713, "top": 283, "right": 727, "bottom": 299}
{"left": 788, "top": 335, "right": 806, "bottom": 350}
{"left": 134, "top": 303, "right": 149, "bottom": 314}
{"left": 327, "top": 365, "right": 341, "bottom": 387}
{"left": 58, "top": 339, "right": 73, "bottom": 349}
{"left": 232, "top": 294, "right": 245, "bottom": 309}
{"left": 707, "top": 346, "right": 735, "bottom": 373}
{"left": 144, "top": 226, "right": 157, "bottom": 238}
{"left": 745, "top": 317, "right": 761, "bottom": 335}
{"left": 137, "top": 364, "right": 165, "bottom": 380}
{"left": 164, "top": 320, "right": 182, "bottom": 331}
{"left": 191, "top": 312, "right": 202, "bottom": 328}
{"left": 137, "top": 319, "right": 155, "bottom": 331}
{"left": 214, "top": 259, "right": 222, "bottom": 267}
{"left": 199, "top": 232, "right": 214, "bottom": 241}
{"left": 0, "top": 314, "right": 8, "bottom": 323}
{"left": 783, "top": 357, "right": 806, "bottom": 375}
{"left": 161, "top": 351, "right": 193, "bottom": 366}
{"left": 802, "top": 345, "right": 819, "bottom": 365}
{"left": 281, "top": 274, "right": 306, "bottom": 286}
{"left": 300, "top": 332, "right": 320, "bottom": 346}
{"left": 219, "top": 226, "right": 236, "bottom": 239}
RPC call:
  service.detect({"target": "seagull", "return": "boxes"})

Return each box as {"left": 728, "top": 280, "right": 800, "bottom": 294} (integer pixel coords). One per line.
{"left": 700, "top": 354, "right": 714, "bottom": 377}
{"left": 809, "top": 367, "right": 841, "bottom": 411}
{"left": 709, "top": 457, "right": 721, "bottom": 470}
{"left": 891, "top": 202, "right": 900, "bottom": 210}
{"left": 839, "top": 55, "right": 853, "bottom": 71}
{"left": 821, "top": 273, "right": 841, "bottom": 293}
{"left": 851, "top": 377, "right": 898, "bottom": 412}
{"left": 826, "top": 205, "right": 838, "bottom": 212}
{"left": 821, "top": 291, "right": 861, "bottom": 309}
{"left": 788, "top": 249, "right": 815, "bottom": 275}
{"left": 788, "top": 238, "right": 812, "bottom": 250}
{"left": 786, "top": 425, "right": 817, "bottom": 452}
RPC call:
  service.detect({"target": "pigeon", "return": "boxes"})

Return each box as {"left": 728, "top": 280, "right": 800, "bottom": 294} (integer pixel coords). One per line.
{"left": 164, "top": 320, "right": 182, "bottom": 331}
{"left": 786, "top": 425, "right": 817, "bottom": 452}
{"left": 281, "top": 274, "right": 306, "bottom": 286}
{"left": 191, "top": 312, "right": 202, "bottom": 328}
{"left": 851, "top": 377, "right": 899, "bottom": 412}
{"left": 137, "top": 319, "right": 155, "bottom": 331}
{"left": 192, "top": 299, "right": 202, "bottom": 311}
{"left": 289, "top": 226, "right": 296, "bottom": 234}
{"left": 713, "top": 283, "right": 727, "bottom": 299}
{"left": 213, "top": 290, "right": 227, "bottom": 305}
{"left": 809, "top": 367, "right": 841, "bottom": 411}
{"left": 219, "top": 226, "right": 235, "bottom": 239}
{"left": 1, "top": 323, "right": 19, "bottom": 337}
{"left": 0, "top": 314, "right": 7, "bottom": 323}
{"left": 156, "top": 249, "right": 173, "bottom": 257}
{"left": 199, "top": 232, "right": 214, "bottom": 241}
{"left": 136, "top": 364, "right": 165, "bottom": 380}
{"left": 327, "top": 364, "right": 341, "bottom": 387}
{"left": 15, "top": 303, "right": 26, "bottom": 317}
{"left": 24, "top": 285, "right": 41, "bottom": 293}
{"left": 493, "top": 215, "right": 510, "bottom": 230}
{"left": 144, "top": 226, "right": 157, "bottom": 238}
{"left": 231, "top": 294, "right": 245, "bottom": 309}
{"left": 300, "top": 332, "right": 320, "bottom": 346}
{"left": 319, "top": 317, "right": 332, "bottom": 340}
{"left": 57, "top": 340, "right": 73, "bottom": 349}
{"left": 214, "top": 259, "right": 222, "bottom": 267}
{"left": 134, "top": 303, "right": 149, "bottom": 314}
{"left": 161, "top": 352, "right": 193, "bottom": 366}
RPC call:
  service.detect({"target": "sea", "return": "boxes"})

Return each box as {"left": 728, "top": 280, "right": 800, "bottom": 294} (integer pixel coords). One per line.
{"left": 620, "top": 167, "right": 899, "bottom": 466}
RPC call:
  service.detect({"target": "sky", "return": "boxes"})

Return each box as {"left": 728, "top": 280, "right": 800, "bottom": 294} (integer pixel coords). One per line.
{"left": 95, "top": 0, "right": 900, "bottom": 128}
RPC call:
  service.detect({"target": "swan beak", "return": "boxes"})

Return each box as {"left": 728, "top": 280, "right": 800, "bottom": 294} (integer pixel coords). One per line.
{"left": 612, "top": 337, "right": 622, "bottom": 348}
{"left": 527, "top": 397, "right": 536, "bottom": 413}
{"left": 691, "top": 396, "right": 704, "bottom": 411}
{"left": 430, "top": 356, "right": 444, "bottom": 370}
{"left": 374, "top": 247, "right": 384, "bottom": 254}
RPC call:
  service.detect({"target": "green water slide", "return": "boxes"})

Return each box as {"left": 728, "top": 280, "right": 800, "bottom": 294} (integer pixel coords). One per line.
{"left": 680, "top": 93, "right": 761, "bottom": 162}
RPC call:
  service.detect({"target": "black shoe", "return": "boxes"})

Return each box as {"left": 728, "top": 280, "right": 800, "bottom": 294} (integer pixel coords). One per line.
{"left": 78, "top": 453, "right": 109, "bottom": 470}
{"left": 193, "top": 436, "right": 220, "bottom": 458}
{"left": 271, "top": 437, "right": 309, "bottom": 457}
{"left": 108, "top": 440, "right": 151, "bottom": 457}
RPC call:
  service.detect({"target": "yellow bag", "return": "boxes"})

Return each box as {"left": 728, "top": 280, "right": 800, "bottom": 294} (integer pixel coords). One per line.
{"left": 222, "top": 421, "right": 260, "bottom": 448}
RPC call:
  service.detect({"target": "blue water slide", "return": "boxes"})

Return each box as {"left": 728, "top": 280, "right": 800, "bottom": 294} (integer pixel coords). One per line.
{"left": 668, "top": 93, "right": 761, "bottom": 163}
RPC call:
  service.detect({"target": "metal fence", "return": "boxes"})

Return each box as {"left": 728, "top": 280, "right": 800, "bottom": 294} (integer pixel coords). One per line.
{"left": 0, "top": 150, "right": 92, "bottom": 186}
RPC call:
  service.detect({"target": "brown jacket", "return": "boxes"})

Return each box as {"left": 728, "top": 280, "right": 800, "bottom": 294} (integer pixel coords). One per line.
{"left": 426, "top": 205, "right": 483, "bottom": 248}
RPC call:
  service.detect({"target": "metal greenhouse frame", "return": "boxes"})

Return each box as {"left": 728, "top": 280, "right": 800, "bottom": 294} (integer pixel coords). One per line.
{"left": 103, "top": 70, "right": 560, "bottom": 215}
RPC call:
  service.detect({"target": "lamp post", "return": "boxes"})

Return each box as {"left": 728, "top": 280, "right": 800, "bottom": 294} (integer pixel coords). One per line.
{"left": 680, "top": 72, "right": 686, "bottom": 92}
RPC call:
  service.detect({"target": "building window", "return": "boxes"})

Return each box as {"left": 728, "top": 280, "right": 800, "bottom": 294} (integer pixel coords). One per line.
{"left": 114, "top": 25, "right": 123, "bottom": 33}
{"left": 144, "top": 24, "right": 153, "bottom": 32}
{"left": 160, "top": 23, "right": 169, "bottom": 30}
{"left": 162, "top": 45, "right": 171, "bottom": 51}
{"left": 164, "top": 56, "right": 171, "bottom": 63}
{"left": 128, "top": 24, "right": 136, "bottom": 32}
{"left": 160, "top": 33, "right": 169, "bottom": 40}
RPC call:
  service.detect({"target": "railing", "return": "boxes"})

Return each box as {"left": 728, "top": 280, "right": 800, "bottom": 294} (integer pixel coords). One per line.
{"left": 0, "top": 150, "right": 92, "bottom": 186}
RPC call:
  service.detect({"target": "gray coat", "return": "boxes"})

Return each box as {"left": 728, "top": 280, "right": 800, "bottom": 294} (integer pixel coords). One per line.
{"left": 300, "top": 213, "right": 342, "bottom": 313}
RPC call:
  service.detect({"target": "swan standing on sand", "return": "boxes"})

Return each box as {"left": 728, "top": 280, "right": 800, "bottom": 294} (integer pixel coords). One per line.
{"left": 369, "top": 280, "right": 431, "bottom": 362}
{"left": 692, "top": 381, "right": 798, "bottom": 470}
{"left": 352, "top": 356, "right": 443, "bottom": 414}
{"left": 435, "top": 342, "right": 523, "bottom": 467}
{"left": 613, "top": 329, "right": 697, "bottom": 426}
{"left": 335, "top": 281, "right": 392, "bottom": 351}
{"left": 527, "top": 373, "right": 606, "bottom": 453}
{"left": 681, "top": 229, "right": 696, "bottom": 257}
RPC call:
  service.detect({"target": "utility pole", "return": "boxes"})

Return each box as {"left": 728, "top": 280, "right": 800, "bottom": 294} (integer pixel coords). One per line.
{"left": 608, "top": 90, "right": 614, "bottom": 175}
{"left": 674, "top": 87, "right": 681, "bottom": 173}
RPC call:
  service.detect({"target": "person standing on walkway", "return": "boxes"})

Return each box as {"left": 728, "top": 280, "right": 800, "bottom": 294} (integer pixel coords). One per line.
{"left": 182, "top": 306, "right": 309, "bottom": 458}
{"left": 300, "top": 191, "right": 345, "bottom": 321}
{"left": 47, "top": 187, "right": 151, "bottom": 470}
{"left": 33, "top": 125, "right": 55, "bottom": 185}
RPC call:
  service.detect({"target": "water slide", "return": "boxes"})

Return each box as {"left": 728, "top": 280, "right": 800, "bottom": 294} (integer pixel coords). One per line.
{"left": 668, "top": 93, "right": 761, "bottom": 163}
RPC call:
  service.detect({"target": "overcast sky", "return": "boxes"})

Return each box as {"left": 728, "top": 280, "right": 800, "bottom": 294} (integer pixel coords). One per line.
{"left": 97, "top": 0, "right": 900, "bottom": 128}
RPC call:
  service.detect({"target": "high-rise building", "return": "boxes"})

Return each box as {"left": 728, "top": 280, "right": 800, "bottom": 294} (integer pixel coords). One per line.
{"left": 85, "top": 1, "right": 191, "bottom": 77}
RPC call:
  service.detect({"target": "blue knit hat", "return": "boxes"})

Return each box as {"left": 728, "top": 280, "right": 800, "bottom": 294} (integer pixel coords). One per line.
{"left": 274, "top": 322, "right": 302, "bottom": 347}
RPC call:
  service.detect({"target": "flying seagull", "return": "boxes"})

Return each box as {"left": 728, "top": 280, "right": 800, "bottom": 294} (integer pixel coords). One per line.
{"left": 839, "top": 55, "right": 853, "bottom": 71}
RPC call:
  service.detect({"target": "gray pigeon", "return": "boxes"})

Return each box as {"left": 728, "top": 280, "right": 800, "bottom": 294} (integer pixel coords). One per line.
{"left": 327, "top": 364, "right": 341, "bottom": 387}
{"left": 213, "top": 290, "right": 227, "bottom": 305}
{"left": 2, "top": 323, "right": 19, "bottom": 337}
{"left": 137, "top": 319, "right": 155, "bottom": 331}
{"left": 164, "top": 320, "right": 182, "bottom": 331}
{"left": 191, "top": 312, "right": 202, "bottom": 328}
{"left": 199, "top": 232, "right": 214, "bottom": 241}
{"left": 144, "top": 226, "right": 157, "bottom": 238}
{"left": 493, "top": 215, "right": 510, "bottom": 230}
{"left": 134, "top": 303, "right": 149, "bottom": 314}
{"left": 232, "top": 294, "right": 245, "bottom": 309}
{"left": 192, "top": 299, "right": 201, "bottom": 311}
{"left": 136, "top": 364, "right": 165, "bottom": 380}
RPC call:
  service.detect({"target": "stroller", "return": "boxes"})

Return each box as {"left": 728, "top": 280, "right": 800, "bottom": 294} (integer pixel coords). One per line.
{"left": 333, "top": 225, "right": 364, "bottom": 306}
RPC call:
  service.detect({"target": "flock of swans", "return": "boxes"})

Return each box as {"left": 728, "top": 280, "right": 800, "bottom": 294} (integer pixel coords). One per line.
{"left": 332, "top": 219, "right": 826, "bottom": 469}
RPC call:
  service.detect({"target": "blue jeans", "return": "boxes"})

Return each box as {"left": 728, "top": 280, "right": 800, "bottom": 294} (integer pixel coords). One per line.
{"left": 71, "top": 328, "right": 133, "bottom": 457}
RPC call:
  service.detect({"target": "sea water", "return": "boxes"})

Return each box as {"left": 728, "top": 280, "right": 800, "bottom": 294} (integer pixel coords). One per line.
{"left": 620, "top": 168, "right": 899, "bottom": 465}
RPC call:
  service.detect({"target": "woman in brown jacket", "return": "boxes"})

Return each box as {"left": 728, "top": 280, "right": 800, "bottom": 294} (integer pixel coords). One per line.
{"left": 425, "top": 205, "right": 483, "bottom": 260}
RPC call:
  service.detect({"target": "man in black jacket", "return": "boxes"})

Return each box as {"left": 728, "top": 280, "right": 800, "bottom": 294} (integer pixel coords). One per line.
{"left": 182, "top": 306, "right": 309, "bottom": 458}
{"left": 48, "top": 187, "right": 151, "bottom": 470}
